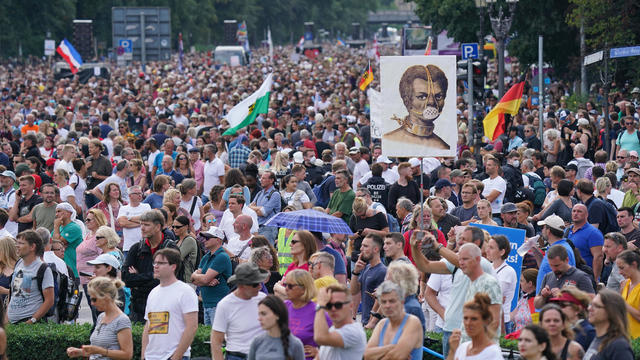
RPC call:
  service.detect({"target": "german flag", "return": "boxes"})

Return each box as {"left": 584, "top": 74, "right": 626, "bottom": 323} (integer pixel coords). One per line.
{"left": 483, "top": 82, "right": 524, "bottom": 141}
{"left": 358, "top": 61, "right": 373, "bottom": 91}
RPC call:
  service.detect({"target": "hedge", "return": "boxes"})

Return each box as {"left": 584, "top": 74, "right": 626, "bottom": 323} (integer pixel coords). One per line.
{"left": 6, "top": 324, "right": 640, "bottom": 359}
{"left": 6, "top": 323, "right": 211, "bottom": 360}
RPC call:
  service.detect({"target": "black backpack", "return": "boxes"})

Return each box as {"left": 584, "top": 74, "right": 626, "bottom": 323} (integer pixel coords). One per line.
{"left": 36, "top": 262, "right": 82, "bottom": 323}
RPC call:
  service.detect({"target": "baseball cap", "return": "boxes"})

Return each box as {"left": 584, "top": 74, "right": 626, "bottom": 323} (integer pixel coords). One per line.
{"left": 626, "top": 168, "right": 640, "bottom": 176}
{"left": 376, "top": 155, "right": 392, "bottom": 164}
{"left": 548, "top": 292, "right": 586, "bottom": 309}
{"left": 500, "top": 202, "right": 517, "bottom": 214}
{"left": 0, "top": 170, "right": 16, "bottom": 182}
{"left": 200, "top": 227, "right": 225, "bottom": 240}
{"left": 408, "top": 158, "right": 421, "bottom": 167}
{"left": 450, "top": 169, "right": 463, "bottom": 178}
{"left": 293, "top": 151, "right": 304, "bottom": 163}
{"left": 483, "top": 144, "right": 494, "bottom": 151}
{"left": 565, "top": 164, "right": 578, "bottom": 172}
{"left": 537, "top": 214, "right": 565, "bottom": 231}
{"left": 632, "top": 87, "right": 640, "bottom": 94}
{"left": 345, "top": 128, "right": 357, "bottom": 135}
{"left": 87, "top": 254, "right": 121, "bottom": 271}
{"left": 434, "top": 178, "right": 453, "bottom": 190}
{"left": 349, "top": 147, "right": 360, "bottom": 155}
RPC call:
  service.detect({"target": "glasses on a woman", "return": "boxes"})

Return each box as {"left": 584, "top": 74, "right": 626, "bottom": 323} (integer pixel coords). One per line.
{"left": 172, "top": 224, "right": 186, "bottom": 229}
{"left": 95, "top": 236, "right": 105, "bottom": 240}
{"left": 282, "top": 283, "right": 300, "bottom": 290}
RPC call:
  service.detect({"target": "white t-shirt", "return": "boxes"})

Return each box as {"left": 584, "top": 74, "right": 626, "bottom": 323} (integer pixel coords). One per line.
{"left": 494, "top": 262, "right": 517, "bottom": 322}
{"left": 54, "top": 159, "right": 75, "bottom": 175}
{"left": 453, "top": 341, "right": 502, "bottom": 360}
{"left": 69, "top": 174, "right": 87, "bottom": 213}
{"left": 352, "top": 159, "right": 370, "bottom": 189}
{"left": 179, "top": 196, "right": 203, "bottom": 231}
{"left": 0, "top": 189, "right": 17, "bottom": 236}
{"left": 144, "top": 280, "right": 198, "bottom": 360}
{"left": 225, "top": 236, "right": 253, "bottom": 260}
{"left": 426, "top": 272, "right": 453, "bottom": 329}
{"left": 96, "top": 174, "right": 129, "bottom": 202}
{"left": 280, "top": 190, "right": 310, "bottom": 210}
{"left": 317, "top": 322, "right": 367, "bottom": 360}
{"left": 212, "top": 291, "right": 267, "bottom": 354}
{"left": 117, "top": 203, "right": 151, "bottom": 251}
{"left": 147, "top": 150, "right": 161, "bottom": 172}
{"left": 173, "top": 114, "right": 189, "bottom": 127}
{"left": 203, "top": 158, "right": 225, "bottom": 196}
{"left": 43, "top": 251, "right": 69, "bottom": 277}
{"left": 218, "top": 207, "right": 259, "bottom": 239}
{"left": 481, "top": 176, "right": 506, "bottom": 214}
{"left": 59, "top": 185, "right": 76, "bottom": 204}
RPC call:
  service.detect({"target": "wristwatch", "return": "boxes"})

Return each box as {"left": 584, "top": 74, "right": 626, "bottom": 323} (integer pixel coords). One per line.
{"left": 315, "top": 304, "right": 326, "bottom": 312}
{"left": 30, "top": 317, "right": 37, "bottom": 323}
{"left": 436, "top": 244, "right": 444, "bottom": 251}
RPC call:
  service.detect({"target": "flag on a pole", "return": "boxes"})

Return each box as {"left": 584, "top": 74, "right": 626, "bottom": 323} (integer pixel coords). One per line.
{"left": 483, "top": 82, "right": 525, "bottom": 141}
{"left": 178, "top": 33, "right": 184, "bottom": 73}
{"left": 336, "top": 37, "right": 346, "bottom": 46}
{"left": 237, "top": 21, "right": 248, "bottom": 39}
{"left": 297, "top": 36, "right": 305, "bottom": 49}
{"left": 56, "top": 38, "right": 83, "bottom": 74}
{"left": 367, "top": 88, "right": 383, "bottom": 139}
{"left": 358, "top": 61, "right": 374, "bottom": 91}
{"left": 424, "top": 36, "right": 433, "bottom": 55}
{"left": 223, "top": 74, "right": 273, "bottom": 136}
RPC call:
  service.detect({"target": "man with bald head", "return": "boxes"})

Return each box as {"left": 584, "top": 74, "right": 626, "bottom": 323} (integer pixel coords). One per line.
{"left": 567, "top": 203, "right": 605, "bottom": 281}
{"left": 224, "top": 214, "right": 255, "bottom": 262}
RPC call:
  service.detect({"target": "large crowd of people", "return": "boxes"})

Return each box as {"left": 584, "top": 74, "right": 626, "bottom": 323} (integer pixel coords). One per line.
{"left": 0, "top": 42, "right": 639, "bottom": 360}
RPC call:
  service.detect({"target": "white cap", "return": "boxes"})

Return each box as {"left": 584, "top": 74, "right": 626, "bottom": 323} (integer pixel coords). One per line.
{"left": 408, "top": 158, "right": 421, "bottom": 167}
{"left": 376, "top": 155, "right": 392, "bottom": 164}
{"left": 293, "top": 151, "right": 304, "bottom": 163}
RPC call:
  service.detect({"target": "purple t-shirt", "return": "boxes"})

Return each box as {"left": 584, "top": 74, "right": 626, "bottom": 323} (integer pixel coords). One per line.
{"left": 285, "top": 300, "right": 331, "bottom": 359}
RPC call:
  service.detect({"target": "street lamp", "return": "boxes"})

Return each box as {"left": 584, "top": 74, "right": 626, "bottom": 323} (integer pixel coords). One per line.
{"left": 474, "top": 0, "right": 486, "bottom": 49}
{"left": 486, "top": 0, "right": 518, "bottom": 99}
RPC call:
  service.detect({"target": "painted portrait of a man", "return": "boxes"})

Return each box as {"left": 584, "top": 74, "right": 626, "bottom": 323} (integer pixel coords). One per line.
{"left": 383, "top": 64, "right": 450, "bottom": 150}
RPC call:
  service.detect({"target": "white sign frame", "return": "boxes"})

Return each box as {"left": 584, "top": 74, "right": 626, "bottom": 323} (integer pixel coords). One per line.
{"left": 380, "top": 56, "right": 457, "bottom": 157}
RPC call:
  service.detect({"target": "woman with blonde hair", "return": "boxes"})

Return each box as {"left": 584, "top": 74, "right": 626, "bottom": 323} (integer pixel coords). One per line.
{"left": 271, "top": 151, "right": 291, "bottom": 189}
{"left": 77, "top": 209, "right": 108, "bottom": 323}
{"left": 473, "top": 199, "right": 498, "bottom": 226}
{"left": 128, "top": 158, "right": 147, "bottom": 191}
{"left": 282, "top": 269, "right": 322, "bottom": 359}
{"left": 66, "top": 277, "right": 133, "bottom": 360}
{"left": 0, "top": 236, "right": 18, "bottom": 303}
{"left": 544, "top": 129, "right": 562, "bottom": 163}
{"left": 163, "top": 188, "right": 190, "bottom": 219}
{"left": 94, "top": 225, "right": 125, "bottom": 267}
{"left": 178, "top": 179, "right": 203, "bottom": 231}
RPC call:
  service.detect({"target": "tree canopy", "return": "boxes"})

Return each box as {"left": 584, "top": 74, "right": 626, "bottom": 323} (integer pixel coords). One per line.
{"left": 0, "top": 0, "right": 380, "bottom": 58}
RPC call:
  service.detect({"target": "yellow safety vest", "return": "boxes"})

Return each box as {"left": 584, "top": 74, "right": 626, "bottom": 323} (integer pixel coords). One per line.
{"left": 277, "top": 228, "right": 296, "bottom": 275}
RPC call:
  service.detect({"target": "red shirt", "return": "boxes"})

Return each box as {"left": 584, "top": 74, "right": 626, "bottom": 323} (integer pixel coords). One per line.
{"left": 145, "top": 234, "right": 164, "bottom": 255}
{"left": 402, "top": 228, "right": 447, "bottom": 265}
{"left": 284, "top": 261, "right": 310, "bottom": 277}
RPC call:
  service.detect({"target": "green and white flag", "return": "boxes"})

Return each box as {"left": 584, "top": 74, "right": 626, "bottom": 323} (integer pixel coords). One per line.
{"left": 222, "top": 73, "right": 273, "bottom": 136}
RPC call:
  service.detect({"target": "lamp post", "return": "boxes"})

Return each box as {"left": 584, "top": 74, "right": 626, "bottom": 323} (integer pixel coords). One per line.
{"left": 474, "top": 0, "right": 486, "bottom": 52}
{"left": 486, "top": 0, "right": 518, "bottom": 99}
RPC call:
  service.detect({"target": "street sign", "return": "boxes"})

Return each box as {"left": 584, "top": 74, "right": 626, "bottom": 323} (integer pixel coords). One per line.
{"left": 461, "top": 43, "right": 479, "bottom": 60}
{"left": 584, "top": 50, "right": 603, "bottom": 65}
{"left": 610, "top": 46, "right": 640, "bottom": 59}
{"left": 44, "top": 40, "right": 55, "bottom": 56}
{"left": 119, "top": 39, "right": 132, "bottom": 60}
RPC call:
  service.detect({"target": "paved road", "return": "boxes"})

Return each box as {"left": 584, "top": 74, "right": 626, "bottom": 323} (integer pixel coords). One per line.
{"left": 77, "top": 291, "right": 93, "bottom": 324}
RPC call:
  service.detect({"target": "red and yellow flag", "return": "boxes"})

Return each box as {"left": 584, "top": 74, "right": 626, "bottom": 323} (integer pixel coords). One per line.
{"left": 358, "top": 62, "right": 373, "bottom": 91}
{"left": 483, "top": 82, "right": 524, "bottom": 141}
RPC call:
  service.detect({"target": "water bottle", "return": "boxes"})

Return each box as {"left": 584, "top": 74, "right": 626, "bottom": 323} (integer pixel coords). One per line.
{"left": 66, "top": 289, "right": 80, "bottom": 320}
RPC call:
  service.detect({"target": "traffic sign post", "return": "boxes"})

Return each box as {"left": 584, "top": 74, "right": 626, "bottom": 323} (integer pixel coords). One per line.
{"left": 118, "top": 39, "right": 133, "bottom": 61}
{"left": 610, "top": 46, "right": 640, "bottom": 59}
{"left": 461, "top": 43, "right": 479, "bottom": 149}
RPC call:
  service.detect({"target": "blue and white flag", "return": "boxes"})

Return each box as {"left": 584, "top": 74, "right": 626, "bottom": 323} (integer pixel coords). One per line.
{"left": 56, "top": 38, "right": 83, "bottom": 74}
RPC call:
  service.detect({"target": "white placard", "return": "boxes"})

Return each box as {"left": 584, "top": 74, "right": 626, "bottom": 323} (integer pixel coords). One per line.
{"left": 44, "top": 40, "right": 55, "bottom": 56}
{"left": 230, "top": 56, "right": 240, "bottom": 67}
{"left": 380, "top": 56, "right": 457, "bottom": 157}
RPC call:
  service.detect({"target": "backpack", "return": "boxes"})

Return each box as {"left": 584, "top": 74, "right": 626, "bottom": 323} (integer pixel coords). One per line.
{"left": 36, "top": 262, "right": 82, "bottom": 323}
{"left": 525, "top": 174, "right": 546, "bottom": 207}
{"left": 313, "top": 175, "right": 334, "bottom": 208}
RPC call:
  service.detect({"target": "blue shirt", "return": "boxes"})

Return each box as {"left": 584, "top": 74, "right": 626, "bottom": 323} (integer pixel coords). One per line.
{"left": 359, "top": 262, "right": 386, "bottom": 324}
{"left": 536, "top": 239, "right": 577, "bottom": 295}
{"left": 253, "top": 186, "right": 281, "bottom": 225}
{"left": 153, "top": 151, "right": 178, "bottom": 174}
{"left": 142, "top": 193, "right": 164, "bottom": 209}
{"left": 507, "top": 136, "right": 523, "bottom": 151}
{"left": 162, "top": 169, "right": 184, "bottom": 185}
{"left": 567, "top": 223, "right": 604, "bottom": 268}
{"left": 320, "top": 245, "right": 346, "bottom": 275}
{"left": 198, "top": 247, "right": 232, "bottom": 307}
{"left": 404, "top": 294, "right": 426, "bottom": 333}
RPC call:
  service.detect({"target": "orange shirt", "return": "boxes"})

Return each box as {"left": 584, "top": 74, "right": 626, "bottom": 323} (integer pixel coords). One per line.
{"left": 21, "top": 124, "right": 39, "bottom": 134}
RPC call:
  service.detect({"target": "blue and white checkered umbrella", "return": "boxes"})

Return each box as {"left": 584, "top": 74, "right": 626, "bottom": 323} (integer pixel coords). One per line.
{"left": 264, "top": 209, "right": 353, "bottom": 235}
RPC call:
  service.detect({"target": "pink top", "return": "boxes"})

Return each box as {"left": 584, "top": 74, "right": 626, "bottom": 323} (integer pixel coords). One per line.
{"left": 76, "top": 233, "right": 102, "bottom": 285}
{"left": 193, "top": 160, "right": 205, "bottom": 191}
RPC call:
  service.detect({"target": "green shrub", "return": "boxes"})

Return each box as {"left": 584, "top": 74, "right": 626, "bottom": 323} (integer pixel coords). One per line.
{"left": 6, "top": 323, "right": 212, "bottom": 360}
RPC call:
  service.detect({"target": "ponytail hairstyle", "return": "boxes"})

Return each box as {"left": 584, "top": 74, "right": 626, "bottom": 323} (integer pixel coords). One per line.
{"left": 87, "top": 276, "right": 126, "bottom": 307}
{"left": 617, "top": 249, "right": 640, "bottom": 269}
{"left": 462, "top": 293, "right": 494, "bottom": 336}
{"left": 259, "top": 295, "right": 293, "bottom": 360}
{"left": 522, "top": 324, "right": 557, "bottom": 360}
